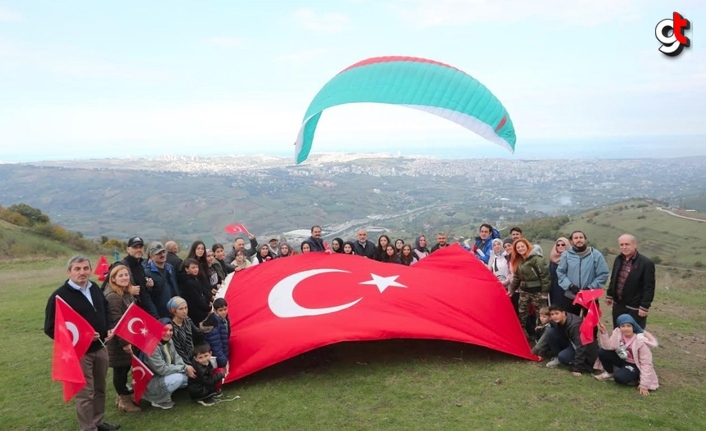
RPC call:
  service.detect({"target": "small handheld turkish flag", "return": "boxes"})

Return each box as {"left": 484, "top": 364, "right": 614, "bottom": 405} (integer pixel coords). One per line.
{"left": 52, "top": 297, "right": 90, "bottom": 402}
{"left": 573, "top": 289, "right": 604, "bottom": 344}
{"left": 224, "top": 244, "right": 533, "bottom": 382}
{"left": 113, "top": 303, "right": 167, "bottom": 356}
{"left": 94, "top": 255, "right": 110, "bottom": 281}
{"left": 56, "top": 296, "right": 95, "bottom": 359}
{"left": 131, "top": 354, "right": 154, "bottom": 403}
{"left": 224, "top": 223, "right": 251, "bottom": 235}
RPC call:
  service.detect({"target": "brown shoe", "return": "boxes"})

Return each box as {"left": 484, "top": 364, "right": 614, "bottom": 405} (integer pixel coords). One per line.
{"left": 117, "top": 394, "right": 142, "bottom": 413}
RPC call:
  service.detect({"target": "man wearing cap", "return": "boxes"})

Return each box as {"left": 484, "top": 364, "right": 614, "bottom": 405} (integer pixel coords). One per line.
{"left": 268, "top": 237, "right": 279, "bottom": 255}
{"left": 143, "top": 241, "right": 180, "bottom": 319}
{"left": 605, "top": 234, "right": 655, "bottom": 329}
{"left": 114, "top": 236, "right": 159, "bottom": 319}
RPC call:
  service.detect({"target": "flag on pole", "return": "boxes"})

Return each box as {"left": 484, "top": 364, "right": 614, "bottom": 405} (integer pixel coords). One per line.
{"left": 131, "top": 354, "right": 154, "bottom": 403}
{"left": 93, "top": 255, "right": 110, "bottom": 281}
{"left": 224, "top": 223, "right": 251, "bottom": 235}
{"left": 574, "top": 289, "right": 604, "bottom": 344}
{"left": 52, "top": 298, "right": 92, "bottom": 402}
{"left": 113, "top": 303, "right": 168, "bottom": 355}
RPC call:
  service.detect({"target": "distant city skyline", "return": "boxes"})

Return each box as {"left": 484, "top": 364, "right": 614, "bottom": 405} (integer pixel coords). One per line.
{"left": 1, "top": 1, "right": 704, "bottom": 162}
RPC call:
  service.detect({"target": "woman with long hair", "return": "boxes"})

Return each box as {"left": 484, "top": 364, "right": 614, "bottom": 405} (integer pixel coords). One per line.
{"left": 399, "top": 244, "right": 417, "bottom": 266}
{"left": 508, "top": 238, "right": 551, "bottom": 338}
{"left": 104, "top": 264, "right": 142, "bottom": 413}
{"left": 184, "top": 240, "right": 214, "bottom": 301}
{"left": 374, "top": 235, "right": 391, "bottom": 261}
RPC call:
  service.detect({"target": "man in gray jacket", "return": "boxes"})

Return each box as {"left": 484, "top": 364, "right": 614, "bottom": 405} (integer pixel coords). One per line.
{"left": 556, "top": 231, "right": 609, "bottom": 316}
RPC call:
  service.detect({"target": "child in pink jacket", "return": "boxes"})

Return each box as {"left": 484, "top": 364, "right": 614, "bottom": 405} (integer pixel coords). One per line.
{"left": 594, "top": 314, "right": 659, "bottom": 395}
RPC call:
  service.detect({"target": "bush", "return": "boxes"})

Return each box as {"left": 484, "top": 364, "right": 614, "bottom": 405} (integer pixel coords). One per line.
{"left": 637, "top": 215, "right": 646, "bottom": 219}
{"left": 653, "top": 256, "right": 662, "bottom": 264}
{"left": 695, "top": 261, "right": 704, "bottom": 268}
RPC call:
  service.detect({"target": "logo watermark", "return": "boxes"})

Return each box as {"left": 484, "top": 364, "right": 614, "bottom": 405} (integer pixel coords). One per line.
{"left": 656, "top": 12, "right": 691, "bottom": 56}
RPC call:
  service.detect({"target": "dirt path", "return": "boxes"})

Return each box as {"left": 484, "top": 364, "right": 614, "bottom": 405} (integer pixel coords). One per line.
{"left": 656, "top": 207, "right": 706, "bottom": 223}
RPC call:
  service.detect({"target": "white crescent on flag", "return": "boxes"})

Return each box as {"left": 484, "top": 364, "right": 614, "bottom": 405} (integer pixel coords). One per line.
{"left": 127, "top": 318, "right": 145, "bottom": 335}
{"left": 268, "top": 269, "right": 363, "bottom": 318}
{"left": 132, "top": 365, "right": 146, "bottom": 381}
{"left": 65, "top": 321, "right": 80, "bottom": 346}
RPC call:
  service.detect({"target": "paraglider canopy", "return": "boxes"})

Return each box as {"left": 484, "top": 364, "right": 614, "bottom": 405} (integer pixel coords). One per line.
{"left": 294, "top": 55, "right": 516, "bottom": 164}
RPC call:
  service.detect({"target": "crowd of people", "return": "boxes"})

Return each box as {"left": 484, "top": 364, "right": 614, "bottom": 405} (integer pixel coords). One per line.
{"left": 43, "top": 223, "right": 660, "bottom": 431}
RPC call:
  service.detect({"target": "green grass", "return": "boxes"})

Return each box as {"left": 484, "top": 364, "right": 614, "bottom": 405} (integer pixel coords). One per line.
{"left": 0, "top": 221, "right": 77, "bottom": 262}
{"left": 2, "top": 256, "right": 706, "bottom": 431}
{"left": 560, "top": 201, "right": 706, "bottom": 268}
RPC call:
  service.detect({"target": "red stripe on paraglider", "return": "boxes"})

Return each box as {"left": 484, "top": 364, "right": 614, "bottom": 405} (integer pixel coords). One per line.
{"left": 339, "top": 56, "right": 462, "bottom": 74}
{"left": 495, "top": 116, "right": 507, "bottom": 132}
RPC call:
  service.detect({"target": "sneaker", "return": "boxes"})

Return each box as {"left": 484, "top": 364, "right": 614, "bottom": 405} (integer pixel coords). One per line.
{"left": 151, "top": 400, "right": 175, "bottom": 410}
{"left": 546, "top": 357, "right": 560, "bottom": 368}
{"left": 197, "top": 397, "right": 217, "bottom": 407}
{"left": 593, "top": 372, "right": 613, "bottom": 381}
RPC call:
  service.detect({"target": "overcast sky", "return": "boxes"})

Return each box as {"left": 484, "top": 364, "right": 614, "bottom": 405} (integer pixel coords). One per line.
{"left": 1, "top": 0, "right": 704, "bottom": 162}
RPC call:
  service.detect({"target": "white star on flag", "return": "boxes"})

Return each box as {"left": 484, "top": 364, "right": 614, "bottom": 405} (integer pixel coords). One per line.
{"left": 360, "top": 274, "right": 407, "bottom": 293}
{"left": 140, "top": 328, "right": 148, "bottom": 336}
{"left": 61, "top": 350, "right": 73, "bottom": 362}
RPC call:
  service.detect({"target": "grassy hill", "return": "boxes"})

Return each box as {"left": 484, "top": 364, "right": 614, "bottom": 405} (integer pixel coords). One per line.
{"left": 0, "top": 220, "right": 78, "bottom": 262}
{"left": 519, "top": 199, "right": 706, "bottom": 269}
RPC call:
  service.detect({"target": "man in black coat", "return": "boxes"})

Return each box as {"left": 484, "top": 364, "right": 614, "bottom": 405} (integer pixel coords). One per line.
{"left": 606, "top": 234, "right": 656, "bottom": 329}
{"left": 44, "top": 256, "right": 120, "bottom": 431}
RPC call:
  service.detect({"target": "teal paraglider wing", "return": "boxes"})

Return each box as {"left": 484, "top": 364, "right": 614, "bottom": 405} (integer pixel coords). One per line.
{"left": 294, "top": 56, "right": 516, "bottom": 164}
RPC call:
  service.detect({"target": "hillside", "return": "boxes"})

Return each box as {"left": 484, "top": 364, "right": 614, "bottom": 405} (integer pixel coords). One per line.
{"left": 521, "top": 199, "right": 706, "bottom": 269}
{"left": 0, "top": 220, "right": 78, "bottom": 262}
{"left": 1, "top": 156, "right": 704, "bottom": 244}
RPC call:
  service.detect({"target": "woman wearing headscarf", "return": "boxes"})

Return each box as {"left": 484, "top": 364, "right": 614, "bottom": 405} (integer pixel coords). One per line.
{"left": 251, "top": 244, "right": 276, "bottom": 266}
{"left": 167, "top": 296, "right": 210, "bottom": 365}
{"left": 413, "top": 235, "right": 430, "bottom": 261}
{"left": 549, "top": 237, "right": 570, "bottom": 308}
{"left": 142, "top": 317, "right": 195, "bottom": 410}
{"left": 278, "top": 242, "right": 294, "bottom": 258}
{"left": 487, "top": 238, "right": 511, "bottom": 292}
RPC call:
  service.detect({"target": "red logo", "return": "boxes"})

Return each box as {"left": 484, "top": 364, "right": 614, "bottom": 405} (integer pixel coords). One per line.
{"left": 656, "top": 12, "right": 691, "bottom": 57}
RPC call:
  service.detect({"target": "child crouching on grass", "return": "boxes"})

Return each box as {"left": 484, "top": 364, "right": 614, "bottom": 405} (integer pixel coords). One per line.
{"left": 188, "top": 343, "right": 226, "bottom": 406}
{"left": 531, "top": 307, "right": 551, "bottom": 357}
{"left": 593, "top": 314, "right": 659, "bottom": 396}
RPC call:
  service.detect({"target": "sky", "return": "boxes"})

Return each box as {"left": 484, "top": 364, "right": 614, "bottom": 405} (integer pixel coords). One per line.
{"left": 0, "top": 0, "right": 705, "bottom": 162}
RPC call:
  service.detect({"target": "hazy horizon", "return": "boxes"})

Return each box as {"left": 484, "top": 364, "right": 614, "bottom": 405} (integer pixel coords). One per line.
{"left": 2, "top": 134, "right": 704, "bottom": 164}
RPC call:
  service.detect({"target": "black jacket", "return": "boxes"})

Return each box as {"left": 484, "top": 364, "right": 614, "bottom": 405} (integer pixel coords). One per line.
{"left": 44, "top": 280, "right": 111, "bottom": 353}
{"left": 553, "top": 313, "right": 598, "bottom": 373}
{"left": 177, "top": 273, "right": 212, "bottom": 326}
{"left": 102, "top": 255, "right": 160, "bottom": 319}
{"left": 606, "top": 252, "right": 656, "bottom": 311}
{"left": 352, "top": 240, "right": 376, "bottom": 259}
{"left": 188, "top": 361, "right": 224, "bottom": 400}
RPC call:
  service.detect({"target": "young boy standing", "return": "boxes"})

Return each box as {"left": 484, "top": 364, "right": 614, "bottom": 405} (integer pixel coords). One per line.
{"left": 205, "top": 298, "right": 231, "bottom": 369}
{"left": 188, "top": 343, "right": 226, "bottom": 407}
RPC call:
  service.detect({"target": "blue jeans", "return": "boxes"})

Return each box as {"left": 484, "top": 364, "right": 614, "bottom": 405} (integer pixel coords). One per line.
{"left": 546, "top": 327, "right": 575, "bottom": 365}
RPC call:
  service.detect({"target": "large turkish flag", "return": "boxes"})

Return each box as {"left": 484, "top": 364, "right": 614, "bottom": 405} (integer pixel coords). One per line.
{"left": 224, "top": 244, "right": 535, "bottom": 382}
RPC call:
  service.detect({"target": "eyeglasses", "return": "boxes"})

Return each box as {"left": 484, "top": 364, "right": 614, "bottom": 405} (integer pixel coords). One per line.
{"left": 556, "top": 243, "right": 566, "bottom": 247}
